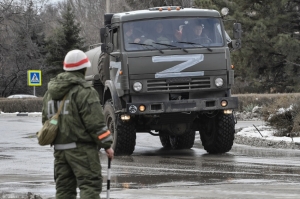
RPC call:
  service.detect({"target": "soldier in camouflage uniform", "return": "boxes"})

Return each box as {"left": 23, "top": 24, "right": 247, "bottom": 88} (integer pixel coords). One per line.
{"left": 42, "top": 49, "right": 114, "bottom": 199}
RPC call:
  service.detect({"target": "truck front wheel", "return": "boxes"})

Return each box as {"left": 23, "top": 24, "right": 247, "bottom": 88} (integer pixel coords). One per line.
{"left": 103, "top": 100, "right": 136, "bottom": 155}
{"left": 199, "top": 112, "right": 235, "bottom": 154}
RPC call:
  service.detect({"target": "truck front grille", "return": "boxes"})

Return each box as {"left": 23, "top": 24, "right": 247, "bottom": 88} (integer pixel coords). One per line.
{"left": 147, "top": 77, "right": 210, "bottom": 92}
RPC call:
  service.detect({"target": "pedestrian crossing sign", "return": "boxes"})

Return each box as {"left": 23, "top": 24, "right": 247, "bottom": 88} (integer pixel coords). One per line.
{"left": 28, "top": 70, "right": 42, "bottom": 86}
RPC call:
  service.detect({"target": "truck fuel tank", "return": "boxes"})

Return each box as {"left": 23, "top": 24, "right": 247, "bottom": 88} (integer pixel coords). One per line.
{"left": 85, "top": 46, "right": 102, "bottom": 78}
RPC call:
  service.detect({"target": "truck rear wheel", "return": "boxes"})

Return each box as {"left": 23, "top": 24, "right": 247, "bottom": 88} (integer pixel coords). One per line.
{"left": 199, "top": 112, "right": 235, "bottom": 154}
{"left": 103, "top": 100, "right": 136, "bottom": 155}
{"left": 159, "top": 131, "right": 171, "bottom": 148}
{"left": 169, "top": 129, "right": 195, "bottom": 149}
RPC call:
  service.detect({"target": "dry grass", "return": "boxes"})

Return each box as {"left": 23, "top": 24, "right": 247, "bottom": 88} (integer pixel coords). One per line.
{"left": 234, "top": 93, "right": 300, "bottom": 137}
{"left": 233, "top": 93, "right": 300, "bottom": 112}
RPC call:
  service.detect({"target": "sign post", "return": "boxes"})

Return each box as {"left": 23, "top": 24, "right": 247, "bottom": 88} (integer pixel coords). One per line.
{"left": 27, "top": 70, "right": 42, "bottom": 96}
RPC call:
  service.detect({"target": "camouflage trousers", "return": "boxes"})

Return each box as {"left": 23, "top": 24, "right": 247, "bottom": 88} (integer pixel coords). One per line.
{"left": 54, "top": 143, "right": 102, "bottom": 199}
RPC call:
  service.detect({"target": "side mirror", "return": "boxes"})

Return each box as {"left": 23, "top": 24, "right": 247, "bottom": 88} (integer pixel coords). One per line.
{"left": 233, "top": 23, "right": 242, "bottom": 39}
{"left": 100, "top": 28, "right": 106, "bottom": 43}
{"left": 100, "top": 27, "right": 111, "bottom": 44}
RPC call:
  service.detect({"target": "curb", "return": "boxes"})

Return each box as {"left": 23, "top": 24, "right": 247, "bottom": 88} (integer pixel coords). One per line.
{"left": 234, "top": 134, "right": 300, "bottom": 150}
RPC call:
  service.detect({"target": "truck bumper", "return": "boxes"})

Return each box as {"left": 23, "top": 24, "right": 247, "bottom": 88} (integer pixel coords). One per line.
{"left": 126, "top": 97, "right": 238, "bottom": 114}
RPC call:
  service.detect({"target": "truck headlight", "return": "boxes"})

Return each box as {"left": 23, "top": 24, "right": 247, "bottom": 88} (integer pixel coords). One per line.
{"left": 215, "top": 78, "right": 224, "bottom": 87}
{"left": 133, "top": 82, "right": 142, "bottom": 92}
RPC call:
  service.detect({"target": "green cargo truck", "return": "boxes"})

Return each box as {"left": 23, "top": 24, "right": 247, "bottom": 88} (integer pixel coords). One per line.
{"left": 85, "top": 6, "right": 242, "bottom": 155}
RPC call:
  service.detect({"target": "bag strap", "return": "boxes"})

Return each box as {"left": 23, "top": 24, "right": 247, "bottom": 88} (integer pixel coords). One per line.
{"left": 52, "top": 94, "right": 68, "bottom": 119}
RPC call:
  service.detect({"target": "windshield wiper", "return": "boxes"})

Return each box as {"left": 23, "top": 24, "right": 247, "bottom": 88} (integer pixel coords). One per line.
{"left": 152, "top": 42, "right": 188, "bottom": 53}
{"left": 128, "top": 42, "right": 164, "bottom": 54}
{"left": 176, "top": 41, "right": 212, "bottom": 52}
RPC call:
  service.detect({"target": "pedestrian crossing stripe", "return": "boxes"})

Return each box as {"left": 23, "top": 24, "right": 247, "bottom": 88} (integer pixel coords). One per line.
{"left": 28, "top": 70, "right": 42, "bottom": 86}
{"left": 31, "top": 74, "right": 39, "bottom": 82}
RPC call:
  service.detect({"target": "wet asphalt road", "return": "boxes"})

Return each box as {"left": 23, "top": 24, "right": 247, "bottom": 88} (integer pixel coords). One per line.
{"left": 0, "top": 116, "right": 300, "bottom": 199}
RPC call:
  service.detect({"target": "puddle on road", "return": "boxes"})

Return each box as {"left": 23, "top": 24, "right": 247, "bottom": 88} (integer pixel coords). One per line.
{"left": 23, "top": 134, "right": 37, "bottom": 139}
{"left": 1, "top": 168, "right": 299, "bottom": 199}
{"left": 7, "top": 147, "right": 32, "bottom": 150}
{"left": 0, "top": 147, "right": 32, "bottom": 152}
{"left": 7, "top": 119, "right": 27, "bottom": 123}
{"left": 0, "top": 192, "right": 45, "bottom": 199}
{"left": 0, "top": 155, "right": 12, "bottom": 159}
{"left": 0, "top": 180, "right": 55, "bottom": 199}
{"left": 104, "top": 170, "right": 298, "bottom": 191}
{"left": 6, "top": 119, "right": 37, "bottom": 123}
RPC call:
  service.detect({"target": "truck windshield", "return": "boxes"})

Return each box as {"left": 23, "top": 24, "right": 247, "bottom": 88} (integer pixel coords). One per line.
{"left": 123, "top": 17, "right": 224, "bottom": 51}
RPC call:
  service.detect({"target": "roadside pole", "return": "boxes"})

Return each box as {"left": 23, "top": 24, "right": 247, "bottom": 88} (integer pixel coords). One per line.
{"left": 106, "top": 0, "right": 110, "bottom": 13}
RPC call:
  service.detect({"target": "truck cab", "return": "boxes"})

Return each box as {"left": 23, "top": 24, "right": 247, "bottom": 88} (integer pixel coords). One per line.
{"left": 85, "top": 6, "right": 242, "bottom": 155}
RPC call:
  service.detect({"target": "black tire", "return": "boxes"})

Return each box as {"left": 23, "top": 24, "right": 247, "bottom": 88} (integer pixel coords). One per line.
{"left": 169, "top": 129, "right": 196, "bottom": 149}
{"left": 98, "top": 53, "right": 110, "bottom": 85}
{"left": 159, "top": 131, "right": 171, "bottom": 148}
{"left": 199, "top": 112, "right": 235, "bottom": 154}
{"left": 93, "top": 80, "right": 104, "bottom": 105}
{"left": 103, "top": 100, "right": 136, "bottom": 155}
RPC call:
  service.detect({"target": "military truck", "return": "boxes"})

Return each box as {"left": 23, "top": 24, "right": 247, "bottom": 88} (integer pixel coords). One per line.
{"left": 85, "top": 6, "right": 242, "bottom": 155}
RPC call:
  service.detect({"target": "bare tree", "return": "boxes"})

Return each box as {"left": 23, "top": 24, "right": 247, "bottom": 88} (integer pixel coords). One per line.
{"left": 54, "top": 0, "right": 130, "bottom": 46}
{"left": 42, "top": 0, "right": 194, "bottom": 47}
{"left": 0, "top": 0, "right": 47, "bottom": 97}
{"left": 125, "top": 0, "right": 194, "bottom": 9}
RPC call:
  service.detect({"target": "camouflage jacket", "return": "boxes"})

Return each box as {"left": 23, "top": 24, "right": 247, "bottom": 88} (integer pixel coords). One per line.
{"left": 42, "top": 71, "right": 112, "bottom": 149}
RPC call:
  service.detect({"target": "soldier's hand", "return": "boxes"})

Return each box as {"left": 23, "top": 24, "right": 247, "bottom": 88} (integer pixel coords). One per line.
{"left": 105, "top": 148, "right": 114, "bottom": 160}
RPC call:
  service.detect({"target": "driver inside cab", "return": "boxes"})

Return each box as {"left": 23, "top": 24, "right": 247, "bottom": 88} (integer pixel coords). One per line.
{"left": 190, "top": 24, "right": 211, "bottom": 44}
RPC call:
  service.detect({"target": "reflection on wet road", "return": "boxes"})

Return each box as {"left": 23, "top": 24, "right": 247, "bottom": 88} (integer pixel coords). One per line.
{"left": 1, "top": 116, "right": 300, "bottom": 198}
{"left": 102, "top": 135, "right": 300, "bottom": 198}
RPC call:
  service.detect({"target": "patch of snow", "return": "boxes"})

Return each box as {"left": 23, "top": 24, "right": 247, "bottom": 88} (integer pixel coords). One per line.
{"left": 237, "top": 125, "right": 300, "bottom": 143}
{"left": 277, "top": 104, "right": 294, "bottom": 114}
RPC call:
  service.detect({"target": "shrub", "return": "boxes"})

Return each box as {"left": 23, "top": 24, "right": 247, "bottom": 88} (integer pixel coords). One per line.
{"left": 234, "top": 93, "right": 300, "bottom": 137}
{"left": 233, "top": 93, "right": 277, "bottom": 112}
{"left": 244, "top": 103, "right": 256, "bottom": 112}
{"left": 260, "top": 95, "right": 300, "bottom": 137}
{"left": 0, "top": 98, "right": 43, "bottom": 113}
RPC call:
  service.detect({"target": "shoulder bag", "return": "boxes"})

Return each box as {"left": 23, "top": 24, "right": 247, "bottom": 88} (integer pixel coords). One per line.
{"left": 36, "top": 94, "right": 68, "bottom": 146}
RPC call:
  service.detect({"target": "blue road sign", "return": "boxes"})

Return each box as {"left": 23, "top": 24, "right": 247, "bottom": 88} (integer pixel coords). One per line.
{"left": 28, "top": 70, "right": 42, "bottom": 86}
